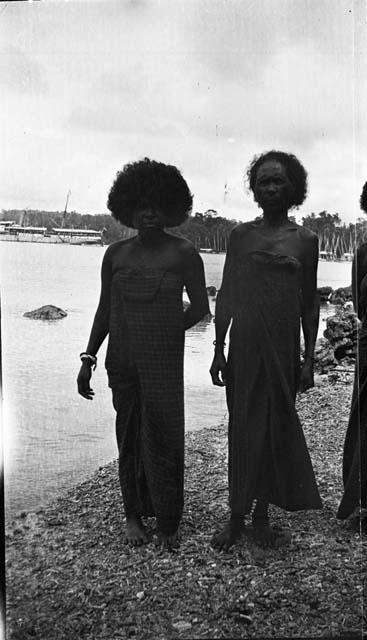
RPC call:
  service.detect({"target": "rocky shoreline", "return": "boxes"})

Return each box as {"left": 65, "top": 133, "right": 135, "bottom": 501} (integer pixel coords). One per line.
{"left": 6, "top": 370, "right": 366, "bottom": 639}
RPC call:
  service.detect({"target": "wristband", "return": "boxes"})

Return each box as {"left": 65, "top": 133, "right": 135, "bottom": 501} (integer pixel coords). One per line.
{"left": 80, "top": 352, "right": 97, "bottom": 369}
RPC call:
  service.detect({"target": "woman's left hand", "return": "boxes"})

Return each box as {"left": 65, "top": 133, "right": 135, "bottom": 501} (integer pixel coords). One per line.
{"left": 77, "top": 362, "right": 95, "bottom": 400}
{"left": 298, "top": 359, "right": 314, "bottom": 393}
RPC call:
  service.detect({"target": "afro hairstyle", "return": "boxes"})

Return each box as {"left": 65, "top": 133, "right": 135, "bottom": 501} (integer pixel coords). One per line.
{"left": 246, "top": 150, "right": 308, "bottom": 209}
{"left": 107, "top": 157, "right": 193, "bottom": 228}
{"left": 360, "top": 181, "right": 367, "bottom": 213}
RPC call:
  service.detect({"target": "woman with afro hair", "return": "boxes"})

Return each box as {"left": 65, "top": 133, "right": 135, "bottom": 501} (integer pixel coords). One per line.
{"left": 77, "top": 158, "right": 209, "bottom": 548}
{"left": 210, "top": 150, "right": 322, "bottom": 550}
{"left": 337, "top": 182, "right": 367, "bottom": 532}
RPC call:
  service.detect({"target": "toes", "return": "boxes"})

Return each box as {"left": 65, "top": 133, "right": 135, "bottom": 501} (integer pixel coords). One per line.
{"left": 168, "top": 538, "right": 179, "bottom": 549}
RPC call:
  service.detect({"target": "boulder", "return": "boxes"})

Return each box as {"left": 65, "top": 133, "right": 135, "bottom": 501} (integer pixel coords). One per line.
{"left": 24, "top": 305, "right": 67, "bottom": 320}
{"left": 329, "top": 285, "right": 352, "bottom": 306}
{"left": 313, "top": 338, "right": 338, "bottom": 373}
{"left": 317, "top": 286, "right": 333, "bottom": 304}
{"left": 323, "top": 308, "right": 359, "bottom": 361}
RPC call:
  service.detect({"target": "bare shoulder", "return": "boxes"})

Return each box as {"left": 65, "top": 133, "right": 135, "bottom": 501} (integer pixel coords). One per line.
{"left": 166, "top": 232, "right": 199, "bottom": 257}
{"left": 356, "top": 242, "right": 367, "bottom": 271}
{"left": 103, "top": 236, "right": 136, "bottom": 261}
{"left": 232, "top": 221, "right": 255, "bottom": 236}
{"left": 296, "top": 225, "right": 318, "bottom": 244}
{"left": 356, "top": 242, "right": 367, "bottom": 258}
{"left": 228, "top": 222, "right": 253, "bottom": 246}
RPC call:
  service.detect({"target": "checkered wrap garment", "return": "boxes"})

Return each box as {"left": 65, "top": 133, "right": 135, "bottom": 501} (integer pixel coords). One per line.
{"left": 105, "top": 266, "right": 185, "bottom": 533}
{"left": 338, "top": 274, "right": 367, "bottom": 519}
{"left": 223, "top": 250, "right": 322, "bottom": 514}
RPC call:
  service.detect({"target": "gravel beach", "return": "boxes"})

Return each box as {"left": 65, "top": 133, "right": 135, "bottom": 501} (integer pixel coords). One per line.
{"left": 5, "top": 371, "right": 366, "bottom": 639}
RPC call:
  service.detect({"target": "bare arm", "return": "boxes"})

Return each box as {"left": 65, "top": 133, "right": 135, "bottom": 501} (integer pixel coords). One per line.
{"left": 77, "top": 248, "right": 112, "bottom": 399}
{"left": 301, "top": 234, "right": 319, "bottom": 360}
{"left": 84, "top": 249, "right": 112, "bottom": 356}
{"left": 213, "top": 231, "right": 236, "bottom": 347}
{"left": 183, "top": 249, "right": 210, "bottom": 330}
{"left": 352, "top": 245, "right": 367, "bottom": 320}
{"left": 299, "top": 234, "right": 319, "bottom": 392}
{"left": 210, "top": 230, "right": 236, "bottom": 386}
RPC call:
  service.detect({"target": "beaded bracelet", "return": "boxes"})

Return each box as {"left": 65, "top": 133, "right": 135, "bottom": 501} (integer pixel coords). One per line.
{"left": 213, "top": 340, "right": 227, "bottom": 347}
{"left": 80, "top": 352, "right": 97, "bottom": 369}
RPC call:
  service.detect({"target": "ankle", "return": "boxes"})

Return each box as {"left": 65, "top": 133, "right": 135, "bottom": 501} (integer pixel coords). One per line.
{"left": 252, "top": 510, "right": 269, "bottom": 523}
{"left": 126, "top": 515, "right": 141, "bottom": 524}
{"left": 230, "top": 513, "right": 244, "bottom": 523}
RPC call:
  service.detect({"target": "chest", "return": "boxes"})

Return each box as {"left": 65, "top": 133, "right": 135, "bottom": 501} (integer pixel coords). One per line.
{"left": 237, "top": 227, "right": 303, "bottom": 261}
{"left": 112, "top": 241, "right": 182, "bottom": 273}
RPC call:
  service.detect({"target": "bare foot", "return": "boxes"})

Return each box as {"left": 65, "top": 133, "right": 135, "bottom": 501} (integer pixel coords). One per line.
{"left": 155, "top": 530, "right": 180, "bottom": 549}
{"left": 252, "top": 518, "right": 291, "bottom": 548}
{"left": 124, "top": 516, "right": 148, "bottom": 546}
{"left": 211, "top": 516, "right": 245, "bottom": 551}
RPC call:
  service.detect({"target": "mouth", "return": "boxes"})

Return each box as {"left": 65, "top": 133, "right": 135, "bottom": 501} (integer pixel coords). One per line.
{"left": 142, "top": 221, "right": 159, "bottom": 226}
{"left": 262, "top": 196, "right": 281, "bottom": 206}
{"left": 139, "top": 221, "right": 162, "bottom": 230}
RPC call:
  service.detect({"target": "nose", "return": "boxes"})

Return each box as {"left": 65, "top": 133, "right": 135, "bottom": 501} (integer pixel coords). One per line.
{"left": 142, "top": 210, "right": 156, "bottom": 221}
{"left": 266, "top": 182, "right": 277, "bottom": 192}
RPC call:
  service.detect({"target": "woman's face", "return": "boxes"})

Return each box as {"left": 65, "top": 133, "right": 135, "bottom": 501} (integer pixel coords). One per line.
{"left": 254, "top": 160, "right": 294, "bottom": 213}
{"left": 132, "top": 208, "right": 165, "bottom": 231}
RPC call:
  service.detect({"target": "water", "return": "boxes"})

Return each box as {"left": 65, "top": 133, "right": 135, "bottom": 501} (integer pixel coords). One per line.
{"left": 1, "top": 243, "right": 352, "bottom": 517}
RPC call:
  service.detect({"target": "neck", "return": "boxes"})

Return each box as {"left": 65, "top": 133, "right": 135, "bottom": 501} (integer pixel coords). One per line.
{"left": 137, "top": 227, "right": 165, "bottom": 244}
{"left": 262, "top": 209, "right": 289, "bottom": 227}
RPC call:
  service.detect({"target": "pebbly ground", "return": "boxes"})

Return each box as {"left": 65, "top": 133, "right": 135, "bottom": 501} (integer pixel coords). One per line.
{"left": 5, "top": 372, "right": 366, "bottom": 639}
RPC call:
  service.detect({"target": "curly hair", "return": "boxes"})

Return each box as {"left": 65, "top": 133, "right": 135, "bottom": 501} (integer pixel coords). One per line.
{"left": 360, "top": 181, "right": 367, "bottom": 213}
{"left": 246, "top": 150, "right": 308, "bottom": 209}
{"left": 107, "top": 158, "right": 193, "bottom": 228}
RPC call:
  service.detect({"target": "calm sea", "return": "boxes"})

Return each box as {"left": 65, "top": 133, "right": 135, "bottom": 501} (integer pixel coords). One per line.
{"left": 1, "top": 243, "right": 352, "bottom": 518}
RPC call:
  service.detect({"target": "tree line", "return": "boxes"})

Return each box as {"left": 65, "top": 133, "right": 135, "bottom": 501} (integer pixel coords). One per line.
{"left": 302, "top": 211, "right": 366, "bottom": 258}
{"left": 1, "top": 208, "right": 366, "bottom": 255}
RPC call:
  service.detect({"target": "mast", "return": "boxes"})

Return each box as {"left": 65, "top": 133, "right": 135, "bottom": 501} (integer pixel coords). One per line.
{"left": 62, "top": 190, "right": 71, "bottom": 228}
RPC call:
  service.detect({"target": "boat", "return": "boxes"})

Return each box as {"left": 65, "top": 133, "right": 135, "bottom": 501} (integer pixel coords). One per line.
{"left": 50, "top": 228, "right": 103, "bottom": 245}
{"left": 0, "top": 221, "right": 103, "bottom": 245}
{"left": 319, "top": 250, "right": 335, "bottom": 261}
{"left": 0, "top": 190, "right": 103, "bottom": 245}
{"left": 341, "top": 252, "right": 353, "bottom": 262}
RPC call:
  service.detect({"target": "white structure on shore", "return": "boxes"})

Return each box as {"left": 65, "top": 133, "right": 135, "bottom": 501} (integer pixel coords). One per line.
{"left": 0, "top": 221, "right": 103, "bottom": 245}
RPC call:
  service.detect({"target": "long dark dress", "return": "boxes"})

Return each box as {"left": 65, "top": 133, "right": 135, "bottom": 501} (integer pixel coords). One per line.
{"left": 223, "top": 248, "right": 322, "bottom": 514}
{"left": 105, "top": 264, "right": 196, "bottom": 534}
{"left": 337, "top": 273, "right": 367, "bottom": 519}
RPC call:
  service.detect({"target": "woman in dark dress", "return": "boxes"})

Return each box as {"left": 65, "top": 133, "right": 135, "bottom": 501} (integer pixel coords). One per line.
{"left": 77, "top": 158, "right": 209, "bottom": 548}
{"left": 337, "top": 182, "right": 367, "bottom": 532}
{"left": 210, "top": 151, "right": 322, "bottom": 550}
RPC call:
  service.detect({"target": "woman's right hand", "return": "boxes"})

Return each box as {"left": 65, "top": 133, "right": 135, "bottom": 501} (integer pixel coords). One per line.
{"left": 210, "top": 352, "right": 227, "bottom": 387}
{"left": 77, "top": 362, "right": 95, "bottom": 400}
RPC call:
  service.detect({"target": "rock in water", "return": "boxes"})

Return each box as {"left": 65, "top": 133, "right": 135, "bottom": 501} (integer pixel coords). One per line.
{"left": 206, "top": 285, "right": 217, "bottom": 297}
{"left": 24, "top": 305, "right": 67, "bottom": 320}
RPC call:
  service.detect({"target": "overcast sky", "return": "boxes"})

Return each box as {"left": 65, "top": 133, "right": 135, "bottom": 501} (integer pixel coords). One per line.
{"left": 1, "top": 0, "right": 366, "bottom": 223}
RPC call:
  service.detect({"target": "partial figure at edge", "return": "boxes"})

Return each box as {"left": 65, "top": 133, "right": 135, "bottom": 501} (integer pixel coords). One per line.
{"left": 337, "top": 181, "right": 367, "bottom": 533}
